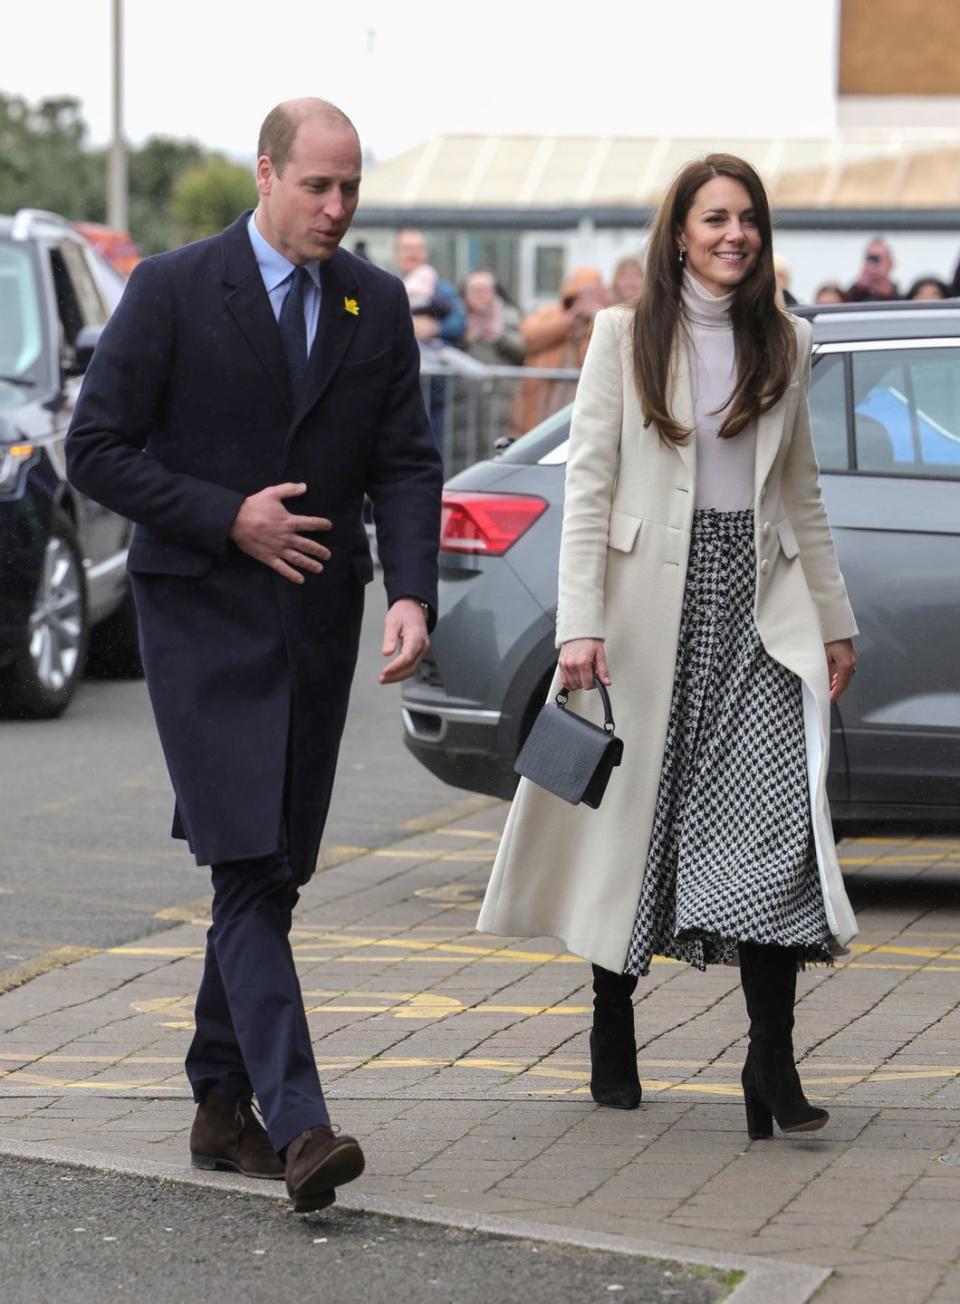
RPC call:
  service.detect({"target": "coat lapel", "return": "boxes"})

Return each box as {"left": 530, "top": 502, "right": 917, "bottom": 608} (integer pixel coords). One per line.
{"left": 753, "top": 384, "right": 796, "bottom": 498}
{"left": 667, "top": 337, "right": 697, "bottom": 488}
{"left": 220, "top": 214, "right": 293, "bottom": 417}
{"left": 293, "top": 252, "right": 361, "bottom": 427}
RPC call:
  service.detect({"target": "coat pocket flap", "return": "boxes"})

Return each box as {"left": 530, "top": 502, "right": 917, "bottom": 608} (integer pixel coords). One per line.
{"left": 607, "top": 511, "right": 643, "bottom": 553}
{"left": 777, "top": 519, "right": 800, "bottom": 559}
{"left": 126, "top": 538, "right": 215, "bottom": 578}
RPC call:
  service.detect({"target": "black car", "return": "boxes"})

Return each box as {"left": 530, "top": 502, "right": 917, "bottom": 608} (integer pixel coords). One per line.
{"left": 0, "top": 208, "right": 140, "bottom": 718}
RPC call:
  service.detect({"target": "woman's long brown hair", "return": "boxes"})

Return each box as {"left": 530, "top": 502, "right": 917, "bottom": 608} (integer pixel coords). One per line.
{"left": 633, "top": 153, "right": 796, "bottom": 444}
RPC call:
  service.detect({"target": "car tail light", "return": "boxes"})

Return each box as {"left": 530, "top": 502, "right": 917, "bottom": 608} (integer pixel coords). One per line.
{"left": 440, "top": 491, "right": 548, "bottom": 556}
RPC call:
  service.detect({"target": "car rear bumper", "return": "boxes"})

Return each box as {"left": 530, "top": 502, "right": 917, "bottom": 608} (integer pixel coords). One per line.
{"left": 402, "top": 700, "right": 502, "bottom": 743}
{"left": 401, "top": 687, "right": 518, "bottom": 799}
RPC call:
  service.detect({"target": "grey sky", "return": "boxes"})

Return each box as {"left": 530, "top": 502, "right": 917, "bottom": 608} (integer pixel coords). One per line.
{"left": 2, "top": 0, "right": 839, "bottom": 163}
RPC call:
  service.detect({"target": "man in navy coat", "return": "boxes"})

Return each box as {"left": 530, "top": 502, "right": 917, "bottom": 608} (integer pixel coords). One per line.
{"left": 66, "top": 99, "right": 443, "bottom": 1212}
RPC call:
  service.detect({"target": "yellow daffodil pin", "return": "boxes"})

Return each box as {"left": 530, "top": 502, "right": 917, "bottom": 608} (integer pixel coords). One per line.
{"left": 344, "top": 296, "right": 359, "bottom": 316}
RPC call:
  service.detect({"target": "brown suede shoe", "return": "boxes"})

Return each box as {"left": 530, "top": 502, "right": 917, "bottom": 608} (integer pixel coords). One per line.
{"left": 285, "top": 1126, "right": 365, "bottom": 1213}
{"left": 190, "top": 1091, "right": 284, "bottom": 1180}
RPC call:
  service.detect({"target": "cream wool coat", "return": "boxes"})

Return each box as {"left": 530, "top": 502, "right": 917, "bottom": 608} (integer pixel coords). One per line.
{"left": 477, "top": 306, "right": 860, "bottom": 972}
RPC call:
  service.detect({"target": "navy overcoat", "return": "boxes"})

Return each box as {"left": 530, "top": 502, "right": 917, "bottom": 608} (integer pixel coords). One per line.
{"left": 66, "top": 213, "right": 442, "bottom": 882}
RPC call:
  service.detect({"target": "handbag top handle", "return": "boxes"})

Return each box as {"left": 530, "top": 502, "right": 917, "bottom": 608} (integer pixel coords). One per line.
{"left": 555, "top": 676, "right": 616, "bottom": 734}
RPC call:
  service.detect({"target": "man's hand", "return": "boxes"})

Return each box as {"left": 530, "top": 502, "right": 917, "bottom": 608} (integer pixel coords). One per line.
{"left": 229, "top": 483, "right": 331, "bottom": 585}
{"left": 826, "top": 638, "right": 857, "bottom": 702}
{"left": 558, "top": 638, "right": 611, "bottom": 692}
{"left": 379, "top": 599, "right": 430, "bottom": 684}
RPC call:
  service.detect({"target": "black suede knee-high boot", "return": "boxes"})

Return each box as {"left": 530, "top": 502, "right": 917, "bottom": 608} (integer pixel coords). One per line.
{"left": 590, "top": 965, "right": 642, "bottom": 1109}
{"left": 739, "top": 942, "right": 828, "bottom": 1139}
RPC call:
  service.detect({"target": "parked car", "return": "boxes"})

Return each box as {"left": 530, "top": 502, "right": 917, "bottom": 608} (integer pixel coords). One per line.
{"left": 0, "top": 208, "right": 140, "bottom": 718}
{"left": 401, "top": 299, "right": 960, "bottom": 836}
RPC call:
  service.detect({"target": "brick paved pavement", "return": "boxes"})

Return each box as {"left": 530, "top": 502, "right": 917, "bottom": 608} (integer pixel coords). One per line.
{"left": 2, "top": 805, "right": 960, "bottom": 1302}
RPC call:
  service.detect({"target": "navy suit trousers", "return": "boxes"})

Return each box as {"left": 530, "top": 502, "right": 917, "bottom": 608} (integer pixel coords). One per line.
{"left": 184, "top": 847, "right": 329, "bottom": 1151}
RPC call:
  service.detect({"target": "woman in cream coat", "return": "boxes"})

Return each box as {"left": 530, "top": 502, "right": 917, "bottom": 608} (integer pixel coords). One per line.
{"left": 477, "top": 155, "right": 859, "bottom": 1140}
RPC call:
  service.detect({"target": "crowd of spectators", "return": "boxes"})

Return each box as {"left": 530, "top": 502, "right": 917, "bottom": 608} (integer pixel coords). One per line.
{"left": 373, "top": 228, "right": 958, "bottom": 464}
{"left": 812, "top": 237, "right": 960, "bottom": 305}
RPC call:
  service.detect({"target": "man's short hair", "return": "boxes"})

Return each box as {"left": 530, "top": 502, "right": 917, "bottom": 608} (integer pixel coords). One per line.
{"left": 257, "top": 99, "right": 356, "bottom": 175}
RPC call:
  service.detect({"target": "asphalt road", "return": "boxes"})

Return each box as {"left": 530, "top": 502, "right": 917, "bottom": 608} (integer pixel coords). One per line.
{"left": 0, "top": 1157, "right": 731, "bottom": 1304}
{"left": 0, "top": 585, "right": 470, "bottom": 979}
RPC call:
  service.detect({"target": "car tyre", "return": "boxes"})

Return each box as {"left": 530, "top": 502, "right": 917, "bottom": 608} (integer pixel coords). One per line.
{"left": 86, "top": 583, "right": 143, "bottom": 680}
{"left": 0, "top": 511, "right": 89, "bottom": 719}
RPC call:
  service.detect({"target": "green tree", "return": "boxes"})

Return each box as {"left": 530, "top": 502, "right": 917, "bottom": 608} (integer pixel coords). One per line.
{"left": 0, "top": 93, "right": 255, "bottom": 254}
{"left": 127, "top": 135, "right": 206, "bottom": 254}
{"left": 0, "top": 92, "right": 105, "bottom": 222}
{"left": 169, "top": 156, "right": 256, "bottom": 242}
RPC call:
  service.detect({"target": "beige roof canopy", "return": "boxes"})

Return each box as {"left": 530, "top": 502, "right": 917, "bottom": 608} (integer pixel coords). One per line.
{"left": 361, "top": 133, "right": 960, "bottom": 209}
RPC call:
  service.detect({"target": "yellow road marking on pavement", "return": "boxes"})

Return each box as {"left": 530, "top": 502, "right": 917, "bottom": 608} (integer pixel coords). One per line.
{"left": 153, "top": 902, "right": 209, "bottom": 923}
{"left": 5, "top": 1056, "right": 958, "bottom": 1096}
{"left": 283, "top": 933, "right": 589, "bottom": 965}
{"left": 107, "top": 935, "right": 960, "bottom": 975}
{"left": 838, "top": 961, "right": 960, "bottom": 972}
{"left": 318, "top": 845, "right": 368, "bottom": 861}
{"left": 849, "top": 942, "right": 960, "bottom": 959}
{"left": 849, "top": 838, "right": 960, "bottom": 848}
{"left": 370, "top": 849, "right": 446, "bottom": 859}
{"left": 6, "top": 1077, "right": 185, "bottom": 1092}
{"left": 438, "top": 851, "right": 498, "bottom": 861}
{"left": 804, "top": 1069, "right": 960, "bottom": 1086}
{"left": 0, "top": 1054, "right": 183, "bottom": 1065}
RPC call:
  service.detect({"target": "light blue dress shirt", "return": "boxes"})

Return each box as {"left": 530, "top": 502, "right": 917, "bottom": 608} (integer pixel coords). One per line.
{"left": 247, "top": 213, "right": 322, "bottom": 353}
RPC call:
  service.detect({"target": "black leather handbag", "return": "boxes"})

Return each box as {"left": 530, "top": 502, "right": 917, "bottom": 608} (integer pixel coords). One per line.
{"left": 514, "top": 677, "right": 624, "bottom": 809}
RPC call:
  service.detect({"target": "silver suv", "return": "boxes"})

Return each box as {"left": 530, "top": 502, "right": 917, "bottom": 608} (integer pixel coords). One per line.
{"left": 402, "top": 300, "right": 960, "bottom": 837}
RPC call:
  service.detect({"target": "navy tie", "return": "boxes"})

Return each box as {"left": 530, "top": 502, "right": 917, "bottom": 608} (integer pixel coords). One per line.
{"left": 278, "top": 265, "right": 310, "bottom": 397}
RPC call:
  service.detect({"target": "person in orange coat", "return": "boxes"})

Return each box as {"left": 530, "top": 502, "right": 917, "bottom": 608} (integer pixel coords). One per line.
{"left": 515, "top": 267, "right": 608, "bottom": 433}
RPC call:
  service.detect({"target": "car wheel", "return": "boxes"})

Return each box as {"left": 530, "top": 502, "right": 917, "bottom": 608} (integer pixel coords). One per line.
{"left": 87, "top": 583, "right": 143, "bottom": 679}
{"left": 0, "top": 512, "right": 89, "bottom": 718}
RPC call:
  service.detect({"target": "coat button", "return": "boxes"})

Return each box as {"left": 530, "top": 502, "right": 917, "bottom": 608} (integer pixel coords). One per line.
{"left": 762, "top": 521, "right": 771, "bottom": 536}
{"left": 759, "top": 558, "right": 770, "bottom": 575}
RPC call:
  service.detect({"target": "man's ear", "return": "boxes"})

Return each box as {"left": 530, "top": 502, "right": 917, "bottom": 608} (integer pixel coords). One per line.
{"left": 255, "top": 155, "right": 274, "bottom": 197}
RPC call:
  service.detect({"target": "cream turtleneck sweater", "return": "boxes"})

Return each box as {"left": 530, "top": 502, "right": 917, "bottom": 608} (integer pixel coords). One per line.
{"left": 680, "top": 270, "right": 756, "bottom": 512}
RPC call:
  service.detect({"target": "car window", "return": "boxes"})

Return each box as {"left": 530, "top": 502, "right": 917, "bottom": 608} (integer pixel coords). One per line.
{"left": 808, "top": 352, "right": 848, "bottom": 471}
{"left": 0, "top": 243, "right": 44, "bottom": 408}
{"left": 48, "top": 239, "right": 107, "bottom": 350}
{"left": 60, "top": 239, "right": 108, "bottom": 326}
{"left": 852, "top": 347, "right": 960, "bottom": 479}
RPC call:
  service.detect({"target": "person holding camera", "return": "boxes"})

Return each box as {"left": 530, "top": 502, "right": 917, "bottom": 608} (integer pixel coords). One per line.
{"left": 479, "top": 154, "right": 858, "bottom": 1141}
{"left": 847, "top": 238, "right": 900, "bottom": 302}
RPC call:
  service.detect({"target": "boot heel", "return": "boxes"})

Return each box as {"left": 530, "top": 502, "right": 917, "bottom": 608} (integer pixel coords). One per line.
{"left": 190, "top": 1153, "right": 221, "bottom": 1171}
{"left": 744, "top": 1091, "right": 773, "bottom": 1140}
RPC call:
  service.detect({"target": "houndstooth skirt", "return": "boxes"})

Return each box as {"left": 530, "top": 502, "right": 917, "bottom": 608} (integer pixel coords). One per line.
{"left": 623, "top": 509, "right": 832, "bottom": 978}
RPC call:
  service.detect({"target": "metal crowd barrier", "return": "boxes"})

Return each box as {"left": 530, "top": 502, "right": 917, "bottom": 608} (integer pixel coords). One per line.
{"left": 418, "top": 355, "right": 582, "bottom": 475}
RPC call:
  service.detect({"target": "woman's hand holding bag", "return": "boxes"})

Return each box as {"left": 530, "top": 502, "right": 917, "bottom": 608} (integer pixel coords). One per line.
{"left": 558, "top": 638, "right": 612, "bottom": 692}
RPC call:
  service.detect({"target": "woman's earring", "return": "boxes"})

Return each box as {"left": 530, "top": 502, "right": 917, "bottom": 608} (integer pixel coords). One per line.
{"left": 678, "top": 247, "right": 687, "bottom": 266}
